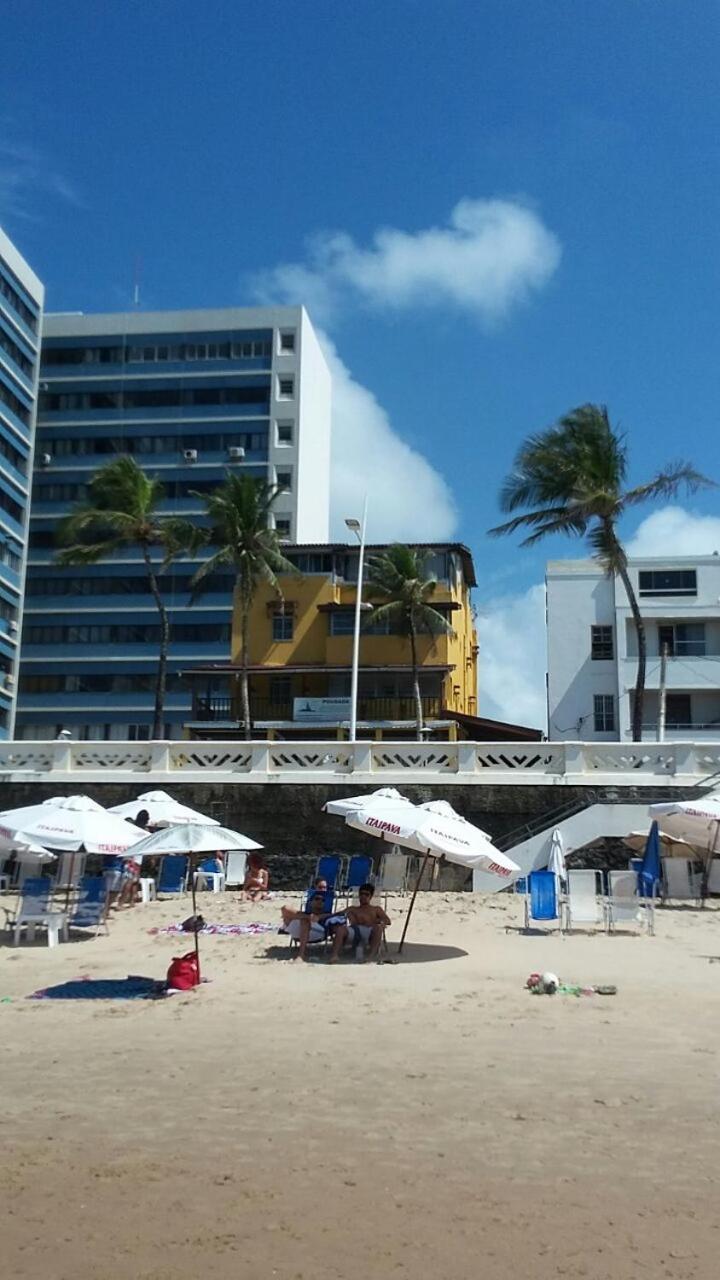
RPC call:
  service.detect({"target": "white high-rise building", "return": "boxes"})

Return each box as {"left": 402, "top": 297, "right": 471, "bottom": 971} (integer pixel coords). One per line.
{"left": 0, "top": 226, "right": 44, "bottom": 739}
{"left": 547, "top": 556, "right": 720, "bottom": 742}
{"left": 17, "top": 305, "right": 331, "bottom": 741}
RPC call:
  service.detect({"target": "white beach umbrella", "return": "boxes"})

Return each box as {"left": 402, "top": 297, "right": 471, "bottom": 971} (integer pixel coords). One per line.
{"left": 547, "top": 828, "right": 567, "bottom": 879}
{"left": 648, "top": 796, "right": 720, "bottom": 850}
{"left": 328, "top": 793, "right": 518, "bottom": 951}
{"left": 0, "top": 794, "right": 144, "bottom": 854}
{"left": 128, "top": 823, "right": 262, "bottom": 859}
{"left": 107, "top": 790, "right": 220, "bottom": 828}
{"left": 623, "top": 829, "right": 701, "bottom": 858}
{"left": 323, "top": 787, "right": 409, "bottom": 818}
{"left": 648, "top": 796, "right": 720, "bottom": 897}
{"left": 129, "top": 823, "right": 263, "bottom": 982}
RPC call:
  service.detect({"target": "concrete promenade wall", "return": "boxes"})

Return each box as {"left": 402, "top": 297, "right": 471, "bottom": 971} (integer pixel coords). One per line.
{"left": 1, "top": 779, "right": 701, "bottom": 889}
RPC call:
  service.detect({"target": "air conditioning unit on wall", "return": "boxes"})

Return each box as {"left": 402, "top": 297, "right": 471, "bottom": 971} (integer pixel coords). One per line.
{"left": 227, "top": 446, "right": 245, "bottom": 460}
{"left": 183, "top": 448, "right": 197, "bottom": 462}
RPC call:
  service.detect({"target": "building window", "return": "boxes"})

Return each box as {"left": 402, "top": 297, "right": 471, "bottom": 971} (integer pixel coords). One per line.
{"left": 657, "top": 623, "right": 706, "bottom": 656}
{"left": 591, "top": 625, "right": 614, "bottom": 660}
{"left": 638, "top": 569, "right": 697, "bottom": 597}
{"left": 276, "top": 470, "right": 291, "bottom": 492}
{"left": 329, "top": 610, "right": 355, "bottom": 636}
{"left": 279, "top": 331, "right": 295, "bottom": 352}
{"left": 278, "top": 376, "right": 294, "bottom": 398}
{"left": 666, "top": 694, "right": 692, "bottom": 729}
{"left": 593, "top": 694, "right": 615, "bottom": 733}
{"left": 272, "top": 611, "right": 293, "bottom": 641}
{"left": 275, "top": 518, "right": 291, "bottom": 539}
{"left": 276, "top": 421, "right": 293, "bottom": 445}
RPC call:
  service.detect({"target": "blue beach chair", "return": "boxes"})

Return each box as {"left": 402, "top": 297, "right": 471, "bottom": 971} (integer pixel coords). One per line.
{"left": 286, "top": 887, "right": 337, "bottom": 955}
{"left": 523, "top": 870, "right": 562, "bottom": 933}
{"left": 64, "top": 876, "right": 109, "bottom": 937}
{"left": 157, "top": 855, "right": 188, "bottom": 896}
{"left": 340, "top": 854, "right": 374, "bottom": 902}
{"left": 311, "top": 853, "right": 344, "bottom": 890}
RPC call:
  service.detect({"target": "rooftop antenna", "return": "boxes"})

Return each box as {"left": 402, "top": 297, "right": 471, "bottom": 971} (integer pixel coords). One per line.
{"left": 133, "top": 255, "right": 142, "bottom": 309}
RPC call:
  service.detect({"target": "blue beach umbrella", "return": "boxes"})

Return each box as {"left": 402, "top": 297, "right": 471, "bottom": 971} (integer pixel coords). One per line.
{"left": 639, "top": 821, "right": 662, "bottom": 897}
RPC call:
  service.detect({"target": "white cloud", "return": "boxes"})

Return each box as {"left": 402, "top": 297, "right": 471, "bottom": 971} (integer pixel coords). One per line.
{"left": 0, "top": 138, "right": 83, "bottom": 222}
{"left": 254, "top": 197, "right": 561, "bottom": 324}
{"left": 321, "top": 332, "right": 457, "bottom": 541}
{"left": 626, "top": 506, "right": 720, "bottom": 557}
{"left": 252, "top": 198, "right": 559, "bottom": 543}
{"left": 475, "top": 583, "right": 547, "bottom": 730}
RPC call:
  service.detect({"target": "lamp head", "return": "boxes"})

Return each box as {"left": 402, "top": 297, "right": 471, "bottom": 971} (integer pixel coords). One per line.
{"left": 345, "top": 517, "right": 361, "bottom": 533}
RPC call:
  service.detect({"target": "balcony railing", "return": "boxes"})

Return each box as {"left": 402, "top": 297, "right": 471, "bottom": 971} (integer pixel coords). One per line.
{"left": 192, "top": 695, "right": 444, "bottom": 722}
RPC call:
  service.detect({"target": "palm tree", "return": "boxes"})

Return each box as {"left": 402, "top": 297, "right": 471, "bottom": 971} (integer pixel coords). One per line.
{"left": 55, "top": 455, "right": 188, "bottom": 740}
{"left": 489, "top": 404, "right": 713, "bottom": 742}
{"left": 365, "top": 545, "right": 454, "bottom": 741}
{"left": 187, "top": 473, "right": 297, "bottom": 739}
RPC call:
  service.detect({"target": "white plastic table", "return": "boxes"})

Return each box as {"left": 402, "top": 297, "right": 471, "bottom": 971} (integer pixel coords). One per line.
{"left": 14, "top": 911, "right": 68, "bottom": 948}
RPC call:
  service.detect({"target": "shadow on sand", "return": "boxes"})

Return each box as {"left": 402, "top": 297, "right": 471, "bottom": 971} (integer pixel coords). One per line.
{"left": 261, "top": 941, "right": 468, "bottom": 965}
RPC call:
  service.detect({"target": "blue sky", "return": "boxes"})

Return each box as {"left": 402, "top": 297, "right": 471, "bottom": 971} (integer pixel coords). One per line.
{"left": 2, "top": 0, "right": 720, "bottom": 723}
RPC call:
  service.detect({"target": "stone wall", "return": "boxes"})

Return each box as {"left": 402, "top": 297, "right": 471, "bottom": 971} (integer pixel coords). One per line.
{"left": 0, "top": 779, "right": 699, "bottom": 889}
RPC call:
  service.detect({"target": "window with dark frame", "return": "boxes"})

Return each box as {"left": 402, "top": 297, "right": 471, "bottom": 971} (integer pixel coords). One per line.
{"left": 272, "top": 611, "right": 293, "bottom": 641}
{"left": 593, "top": 694, "right": 615, "bottom": 733}
{"left": 279, "top": 332, "right": 295, "bottom": 352}
{"left": 657, "top": 623, "right": 706, "bottom": 656}
{"left": 666, "top": 693, "right": 692, "bottom": 729}
{"left": 278, "top": 376, "right": 294, "bottom": 398}
{"left": 591, "top": 625, "right": 614, "bottom": 660}
{"left": 638, "top": 569, "right": 697, "bottom": 597}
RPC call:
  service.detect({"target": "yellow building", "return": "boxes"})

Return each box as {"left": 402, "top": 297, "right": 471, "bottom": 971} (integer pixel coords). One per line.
{"left": 187, "top": 542, "right": 479, "bottom": 740}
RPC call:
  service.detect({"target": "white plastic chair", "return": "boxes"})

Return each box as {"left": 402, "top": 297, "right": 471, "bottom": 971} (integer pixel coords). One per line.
{"left": 662, "top": 858, "right": 702, "bottom": 901}
{"left": 224, "top": 852, "right": 248, "bottom": 888}
{"left": 0, "top": 856, "right": 9, "bottom": 893}
{"left": 606, "top": 870, "right": 654, "bottom": 935}
{"left": 564, "top": 870, "right": 603, "bottom": 932}
{"left": 7, "top": 879, "right": 68, "bottom": 948}
{"left": 377, "top": 849, "right": 408, "bottom": 908}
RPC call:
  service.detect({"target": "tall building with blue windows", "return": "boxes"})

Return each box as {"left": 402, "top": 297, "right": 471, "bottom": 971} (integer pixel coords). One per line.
{"left": 0, "top": 228, "right": 44, "bottom": 739}
{"left": 16, "top": 306, "right": 331, "bottom": 741}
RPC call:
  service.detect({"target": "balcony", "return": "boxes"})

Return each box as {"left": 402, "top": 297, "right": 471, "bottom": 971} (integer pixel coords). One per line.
{"left": 192, "top": 694, "right": 444, "bottom": 723}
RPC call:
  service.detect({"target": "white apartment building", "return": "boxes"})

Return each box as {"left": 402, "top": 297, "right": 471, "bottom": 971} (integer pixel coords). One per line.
{"left": 546, "top": 556, "right": 720, "bottom": 741}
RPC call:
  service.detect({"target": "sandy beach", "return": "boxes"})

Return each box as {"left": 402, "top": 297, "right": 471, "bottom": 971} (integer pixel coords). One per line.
{"left": 1, "top": 887, "right": 719, "bottom": 1279}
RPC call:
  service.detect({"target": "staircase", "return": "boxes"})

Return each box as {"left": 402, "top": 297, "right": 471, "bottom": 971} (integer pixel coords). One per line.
{"left": 474, "top": 802, "right": 653, "bottom": 893}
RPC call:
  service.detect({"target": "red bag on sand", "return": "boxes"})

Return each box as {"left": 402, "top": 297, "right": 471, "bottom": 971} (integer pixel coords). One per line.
{"left": 166, "top": 951, "right": 200, "bottom": 991}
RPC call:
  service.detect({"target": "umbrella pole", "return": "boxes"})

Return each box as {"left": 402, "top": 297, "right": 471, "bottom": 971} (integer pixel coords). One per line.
{"left": 190, "top": 856, "right": 201, "bottom": 982}
{"left": 701, "top": 820, "right": 720, "bottom": 908}
{"left": 398, "top": 851, "right": 431, "bottom": 955}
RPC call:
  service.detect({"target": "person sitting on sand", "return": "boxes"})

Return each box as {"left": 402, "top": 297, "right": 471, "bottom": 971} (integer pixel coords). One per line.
{"left": 329, "top": 883, "right": 390, "bottom": 964}
{"left": 241, "top": 852, "right": 269, "bottom": 901}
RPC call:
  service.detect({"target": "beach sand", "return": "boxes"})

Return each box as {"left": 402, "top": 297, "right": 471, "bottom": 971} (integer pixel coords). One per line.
{"left": 1, "top": 888, "right": 719, "bottom": 1279}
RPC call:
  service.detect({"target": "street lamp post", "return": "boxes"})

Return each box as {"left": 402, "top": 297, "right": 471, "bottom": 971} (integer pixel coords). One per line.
{"left": 345, "top": 497, "right": 368, "bottom": 742}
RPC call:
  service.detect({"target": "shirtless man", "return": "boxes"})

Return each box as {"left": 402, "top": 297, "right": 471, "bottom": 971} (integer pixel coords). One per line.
{"left": 329, "top": 883, "right": 390, "bottom": 963}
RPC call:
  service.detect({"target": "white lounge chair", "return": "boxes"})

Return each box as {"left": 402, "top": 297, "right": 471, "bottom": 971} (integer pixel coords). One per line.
{"left": 224, "top": 851, "right": 248, "bottom": 888}
{"left": 707, "top": 859, "right": 720, "bottom": 895}
{"left": 662, "top": 857, "right": 702, "bottom": 902}
{"left": 606, "top": 870, "right": 654, "bottom": 935}
{"left": 564, "top": 869, "right": 604, "bottom": 932}
{"left": 377, "top": 849, "right": 408, "bottom": 895}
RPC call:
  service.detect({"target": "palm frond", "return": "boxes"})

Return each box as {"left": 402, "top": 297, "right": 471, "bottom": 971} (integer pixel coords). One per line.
{"left": 622, "top": 464, "right": 716, "bottom": 508}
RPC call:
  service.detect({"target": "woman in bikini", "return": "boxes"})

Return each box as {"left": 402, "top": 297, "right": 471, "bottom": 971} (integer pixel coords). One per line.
{"left": 241, "top": 852, "right": 269, "bottom": 901}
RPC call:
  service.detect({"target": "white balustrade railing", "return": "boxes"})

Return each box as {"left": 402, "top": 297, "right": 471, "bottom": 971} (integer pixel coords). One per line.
{"left": 0, "top": 738, "right": 718, "bottom": 785}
